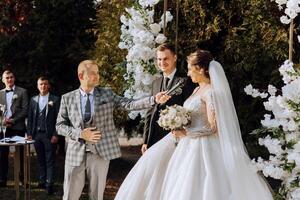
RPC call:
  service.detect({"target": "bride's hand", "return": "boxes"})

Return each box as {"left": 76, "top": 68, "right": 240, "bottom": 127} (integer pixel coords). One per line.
{"left": 172, "top": 129, "right": 187, "bottom": 137}
{"left": 155, "top": 92, "right": 171, "bottom": 104}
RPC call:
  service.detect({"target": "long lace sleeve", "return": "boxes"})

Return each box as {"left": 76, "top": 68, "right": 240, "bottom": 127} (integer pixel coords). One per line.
{"left": 203, "top": 89, "right": 217, "bottom": 133}
{"left": 185, "top": 88, "right": 217, "bottom": 138}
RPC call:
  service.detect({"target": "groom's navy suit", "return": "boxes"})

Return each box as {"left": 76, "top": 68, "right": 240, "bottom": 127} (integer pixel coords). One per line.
{"left": 27, "top": 93, "right": 60, "bottom": 187}
{"left": 143, "top": 70, "right": 196, "bottom": 147}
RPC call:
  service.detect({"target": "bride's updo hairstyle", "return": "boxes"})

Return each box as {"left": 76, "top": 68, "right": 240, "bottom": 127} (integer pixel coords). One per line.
{"left": 187, "top": 49, "right": 213, "bottom": 78}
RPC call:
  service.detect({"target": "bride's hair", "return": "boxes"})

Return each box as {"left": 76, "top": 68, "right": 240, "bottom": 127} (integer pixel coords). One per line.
{"left": 187, "top": 49, "right": 213, "bottom": 78}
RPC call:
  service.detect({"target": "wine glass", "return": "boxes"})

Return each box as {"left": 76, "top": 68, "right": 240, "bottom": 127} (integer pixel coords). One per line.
{"left": 1, "top": 125, "right": 6, "bottom": 143}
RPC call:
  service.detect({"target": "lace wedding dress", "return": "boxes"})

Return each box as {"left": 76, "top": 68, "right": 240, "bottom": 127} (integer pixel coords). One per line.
{"left": 115, "top": 61, "right": 273, "bottom": 200}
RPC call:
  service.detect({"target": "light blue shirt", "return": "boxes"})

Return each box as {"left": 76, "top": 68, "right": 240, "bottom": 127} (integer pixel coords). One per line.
{"left": 79, "top": 88, "right": 94, "bottom": 118}
{"left": 38, "top": 93, "right": 49, "bottom": 111}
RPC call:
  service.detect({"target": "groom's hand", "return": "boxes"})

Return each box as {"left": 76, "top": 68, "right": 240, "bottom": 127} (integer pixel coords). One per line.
{"left": 155, "top": 92, "right": 171, "bottom": 104}
{"left": 141, "top": 144, "right": 148, "bottom": 154}
{"left": 80, "top": 127, "right": 102, "bottom": 143}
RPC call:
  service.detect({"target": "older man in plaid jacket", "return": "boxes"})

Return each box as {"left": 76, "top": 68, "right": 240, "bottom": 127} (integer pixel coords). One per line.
{"left": 56, "top": 60, "right": 169, "bottom": 200}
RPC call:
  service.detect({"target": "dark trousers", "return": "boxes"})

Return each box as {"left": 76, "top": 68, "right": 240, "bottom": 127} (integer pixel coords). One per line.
{"left": 0, "top": 128, "right": 25, "bottom": 183}
{"left": 34, "top": 132, "right": 56, "bottom": 186}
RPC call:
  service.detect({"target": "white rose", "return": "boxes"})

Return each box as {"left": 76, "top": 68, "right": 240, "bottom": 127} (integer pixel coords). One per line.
{"left": 12, "top": 94, "right": 18, "bottom": 99}
{"left": 155, "top": 34, "right": 167, "bottom": 44}
{"left": 48, "top": 101, "right": 54, "bottom": 106}
{"left": 149, "top": 23, "right": 161, "bottom": 35}
{"left": 280, "top": 15, "right": 291, "bottom": 24}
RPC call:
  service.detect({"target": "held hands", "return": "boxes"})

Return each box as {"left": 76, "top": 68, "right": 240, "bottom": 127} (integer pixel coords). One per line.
{"left": 80, "top": 127, "right": 102, "bottom": 143}
{"left": 155, "top": 92, "right": 171, "bottom": 104}
{"left": 171, "top": 129, "right": 187, "bottom": 138}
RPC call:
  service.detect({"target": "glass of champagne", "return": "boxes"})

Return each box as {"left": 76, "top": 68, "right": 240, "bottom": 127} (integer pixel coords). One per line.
{"left": 2, "top": 125, "right": 6, "bottom": 143}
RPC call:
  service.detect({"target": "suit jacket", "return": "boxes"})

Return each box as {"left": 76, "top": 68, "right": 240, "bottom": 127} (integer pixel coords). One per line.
{"left": 0, "top": 86, "right": 28, "bottom": 131}
{"left": 143, "top": 70, "right": 196, "bottom": 147}
{"left": 27, "top": 93, "right": 60, "bottom": 139}
{"left": 56, "top": 87, "right": 155, "bottom": 166}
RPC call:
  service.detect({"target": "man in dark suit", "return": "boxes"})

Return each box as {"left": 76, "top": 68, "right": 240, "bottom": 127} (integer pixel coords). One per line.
{"left": 27, "top": 76, "right": 60, "bottom": 195}
{"left": 0, "top": 70, "right": 28, "bottom": 187}
{"left": 142, "top": 43, "right": 196, "bottom": 153}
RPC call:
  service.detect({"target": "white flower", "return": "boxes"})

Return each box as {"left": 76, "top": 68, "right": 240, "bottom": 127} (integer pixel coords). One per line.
{"left": 293, "top": 142, "right": 300, "bottom": 152}
{"left": 149, "top": 23, "right": 161, "bottom": 35}
{"left": 285, "top": 8, "right": 297, "bottom": 19}
{"left": 244, "top": 84, "right": 253, "bottom": 95}
{"left": 290, "top": 188, "right": 300, "bottom": 199}
{"left": 275, "top": 0, "right": 287, "bottom": 6}
{"left": 12, "top": 94, "right": 18, "bottom": 100}
{"left": 0, "top": 104, "right": 5, "bottom": 112}
{"left": 280, "top": 15, "right": 292, "bottom": 24}
{"left": 158, "top": 105, "right": 191, "bottom": 130}
{"left": 48, "top": 101, "right": 54, "bottom": 106}
{"left": 298, "top": 35, "right": 300, "bottom": 43}
{"left": 138, "top": 0, "right": 159, "bottom": 7}
{"left": 267, "top": 85, "right": 277, "bottom": 96}
{"left": 155, "top": 34, "right": 167, "bottom": 44}
{"left": 160, "top": 11, "right": 173, "bottom": 26}
{"left": 263, "top": 164, "right": 286, "bottom": 179}
{"left": 287, "top": 152, "right": 300, "bottom": 165}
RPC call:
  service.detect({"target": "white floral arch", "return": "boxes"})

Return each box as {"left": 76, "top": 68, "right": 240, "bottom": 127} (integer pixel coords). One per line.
{"left": 244, "top": 0, "right": 300, "bottom": 199}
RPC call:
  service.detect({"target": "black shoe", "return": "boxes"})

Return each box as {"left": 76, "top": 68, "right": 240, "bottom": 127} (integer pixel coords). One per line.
{"left": 36, "top": 183, "right": 46, "bottom": 189}
{"left": 46, "top": 185, "right": 54, "bottom": 195}
{"left": 0, "top": 181, "right": 7, "bottom": 187}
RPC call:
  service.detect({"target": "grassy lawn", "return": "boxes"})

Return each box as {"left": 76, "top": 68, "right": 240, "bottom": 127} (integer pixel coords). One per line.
{"left": 0, "top": 146, "right": 141, "bottom": 200}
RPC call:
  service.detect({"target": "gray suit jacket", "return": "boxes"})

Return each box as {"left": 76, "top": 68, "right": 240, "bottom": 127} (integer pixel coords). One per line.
{"left": 0, "top": 86, "right": 28, "bottom": 131}
{"left": 56, "top": 87, "right": 154, "bottom": 166}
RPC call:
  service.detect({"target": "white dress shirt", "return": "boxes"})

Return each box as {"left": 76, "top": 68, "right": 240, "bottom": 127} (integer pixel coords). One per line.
{"left": 5, "top": 85, "right": 15, "bottom": 118}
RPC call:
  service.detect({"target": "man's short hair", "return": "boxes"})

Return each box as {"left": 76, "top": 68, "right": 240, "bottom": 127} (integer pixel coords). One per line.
{"left": 156, "top": 43, "right": 176, "bottom": 54}
{"left": 78, "top": 60, "right": 98, "bottom": 75}
{"left": 37, "top": 76, "right": 49, "bottom": 82}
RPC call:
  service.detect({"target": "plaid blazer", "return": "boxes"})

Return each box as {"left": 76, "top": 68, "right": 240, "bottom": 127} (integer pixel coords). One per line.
{"left": 56, "top": 87, "right": 154, "bottom": 166}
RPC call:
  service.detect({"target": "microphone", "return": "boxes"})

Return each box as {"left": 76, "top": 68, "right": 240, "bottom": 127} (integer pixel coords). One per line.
{"left": 165, "top": 79, "right": 185, "bottom": 96}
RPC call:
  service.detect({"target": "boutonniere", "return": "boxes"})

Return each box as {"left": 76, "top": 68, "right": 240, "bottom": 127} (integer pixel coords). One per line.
{"left": 48, "top": 101, "right": 54, "bottom": 106}
{"left": 0, "top": 104, "right": 5, "bottom": 112}
{"left": 12, "top": 94, "right": 18, "bottom": 100}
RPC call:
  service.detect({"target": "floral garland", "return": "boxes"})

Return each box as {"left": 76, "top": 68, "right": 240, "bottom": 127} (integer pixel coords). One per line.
{"left": 245, "top": 1, "right": 300, "bottom": 199}
{"left": 119, "top": 0, "right": 173, "bottom": 119}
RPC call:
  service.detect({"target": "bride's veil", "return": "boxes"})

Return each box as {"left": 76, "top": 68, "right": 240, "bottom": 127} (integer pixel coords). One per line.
{"left": 209, "top": 60, "right": 273, "bottom": 200}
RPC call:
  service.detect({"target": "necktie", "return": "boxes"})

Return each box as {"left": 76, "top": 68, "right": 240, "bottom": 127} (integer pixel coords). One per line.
{"left": 84, "top": 94, "right": 91, "bottom": 122}
{"left": 163, "top": 77, "right": 170, "bottom": 91}
{"left": 5, "top": 89, "right": 13, "bottom": 93}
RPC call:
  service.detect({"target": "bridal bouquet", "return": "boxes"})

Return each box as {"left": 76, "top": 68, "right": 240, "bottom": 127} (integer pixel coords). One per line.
{"left": 158, "top": 105, "right": 191, "bottom": 131}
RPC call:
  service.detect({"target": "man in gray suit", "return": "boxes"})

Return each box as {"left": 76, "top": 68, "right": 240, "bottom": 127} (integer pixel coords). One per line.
{"left": 27, "top": 76, "right": 60, "bottom": 195}
{"left": 56, "top": 60, "right": 168, "bottom": 200}
{"left": 0, "top": 70, "right": 28, "bottom": 187}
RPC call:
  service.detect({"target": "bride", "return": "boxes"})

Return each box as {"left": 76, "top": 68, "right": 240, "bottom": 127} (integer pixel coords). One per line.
{"left": 115, "top": 50, "right": 274, "bottom": 200}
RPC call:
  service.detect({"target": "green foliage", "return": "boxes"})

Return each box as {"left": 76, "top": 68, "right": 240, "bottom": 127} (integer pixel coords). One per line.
{"left": 91, "top": 0, "right": 133, "bottom": 93}
{"left": 91, "top": 0, "right": 135, "bottom": 132}
{"left": 0, "top": 0, "right": 96, "bottom": 96}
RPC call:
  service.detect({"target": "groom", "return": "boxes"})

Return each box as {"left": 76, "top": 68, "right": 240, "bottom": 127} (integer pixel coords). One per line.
{"left": 142, "top": 43, "right": 196, "bottom": 153}
{"left": 56, "top": 60, "right": 167, "bottom": 200}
